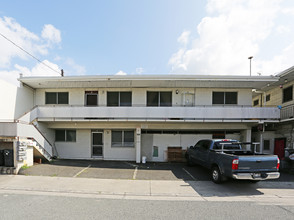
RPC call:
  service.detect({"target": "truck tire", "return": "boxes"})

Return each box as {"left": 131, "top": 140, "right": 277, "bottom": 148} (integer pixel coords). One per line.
{"left": 211, "top": 166, "right": 224, "bottom": 184}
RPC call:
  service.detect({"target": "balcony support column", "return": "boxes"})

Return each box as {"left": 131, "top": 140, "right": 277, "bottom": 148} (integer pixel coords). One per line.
{"left": 241, "top": 129, "right": 252, "bottom": 150}
{"left": 135, "top": 127, "right": 141, "bottom": 163}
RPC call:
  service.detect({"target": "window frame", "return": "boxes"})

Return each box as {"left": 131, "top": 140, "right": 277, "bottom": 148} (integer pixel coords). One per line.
{"left": 45, "top": 92, "right": 69, "bottom": 105}
{"left": 253, "top": 99, "right": 259, "bottom": 106}
{"left": 283, "top": 85, "right": 293, "bottom": 103}
{"left": 107, "top": 91, "right": 132, "bottom": 107}
{"left": 55, "top": 129, "right": 76, "bottom": 142}
{"left": 212, "top": 91, "right": 238, "bottom": 105}
{"left": 111, "top": 130, "right": 134, "bottom": 147}
{"left": 146, "top": 91, "right": 172, "bottom": 107}
{"left": 266, "top": 94, "right": 271, "bottom": 102}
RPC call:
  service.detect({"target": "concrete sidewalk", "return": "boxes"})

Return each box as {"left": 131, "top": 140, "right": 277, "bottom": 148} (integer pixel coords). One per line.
{"left": 0, "top": 175, "right": 294, "bottom": 205}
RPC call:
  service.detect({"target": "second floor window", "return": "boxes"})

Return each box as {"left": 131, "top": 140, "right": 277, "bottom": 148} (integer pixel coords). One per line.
{"left": 107, "top": 92, "right": 132, "bottom": 106}
{"left": 147, "top": 91, "right": 172, "bottom": 106}
{"left": 212, "top": 92, "right": 237, "bottom": 105}
{"left": 46, "top": 92, "right": 68, "bottom": 104}
{"left": 283, "top": 86, "right": 293, "bottom": 103}
{"left": 253, "top": 99, "right": 259, "bottom": 106}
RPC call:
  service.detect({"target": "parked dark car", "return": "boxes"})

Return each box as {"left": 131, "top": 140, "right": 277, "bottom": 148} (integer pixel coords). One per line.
{"left": 186, "top": 139, "right": 280, "bottom": 183}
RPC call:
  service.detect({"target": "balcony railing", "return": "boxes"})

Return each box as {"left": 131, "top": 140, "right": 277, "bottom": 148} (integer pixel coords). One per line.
{"left": 281, "top": 104, "right": 294, "bottom": 120}
{"left": 21, "top": 105, "right": 281, "bottom": 122}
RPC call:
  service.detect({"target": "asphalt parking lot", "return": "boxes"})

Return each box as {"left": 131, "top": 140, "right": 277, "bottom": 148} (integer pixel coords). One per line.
{"left": 18, "top": 159, "right": 294, "bottom": 182}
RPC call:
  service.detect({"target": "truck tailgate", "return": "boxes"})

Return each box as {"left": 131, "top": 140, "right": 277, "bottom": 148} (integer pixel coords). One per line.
{"left": 237, "top": 155, "right": 278, "bottom": 171}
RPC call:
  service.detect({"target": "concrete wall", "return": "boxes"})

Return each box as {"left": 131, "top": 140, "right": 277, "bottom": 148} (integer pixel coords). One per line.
{"left": 56, "top": 129, "right": 91, "bottom": 159}
{"left": 35, "top": 87, "right": 253, "bottom": 107}
{"left": 0, "top": 80, "right": 33, "bottom": 121}
{"left": 103, "top": 129, "right": 136, "bottom": 160}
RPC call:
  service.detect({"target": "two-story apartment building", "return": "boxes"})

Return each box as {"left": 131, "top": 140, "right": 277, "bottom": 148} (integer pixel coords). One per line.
{"left": 252, "top": 66, "right": 294, "bottom": 160}
{"left": 0, "top": 74, "right": 281, "bottom": 173}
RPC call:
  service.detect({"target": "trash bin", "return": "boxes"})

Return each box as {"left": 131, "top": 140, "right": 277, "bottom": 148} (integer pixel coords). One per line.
{"left": 0, "top": 150, "right": 4, "bottom": 166}
{"left": 4, "top": 149, "right": 14, "bottom": 167}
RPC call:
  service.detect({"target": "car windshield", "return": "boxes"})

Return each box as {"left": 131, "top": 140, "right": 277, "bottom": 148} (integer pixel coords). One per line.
{"left": 213, "top": 142, "right": 241, "bottom": 150}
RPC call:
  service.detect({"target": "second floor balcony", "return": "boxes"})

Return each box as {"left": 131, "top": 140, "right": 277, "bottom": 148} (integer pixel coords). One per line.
{"left": 20, "top": 105, "right": 281, "bottom": 123}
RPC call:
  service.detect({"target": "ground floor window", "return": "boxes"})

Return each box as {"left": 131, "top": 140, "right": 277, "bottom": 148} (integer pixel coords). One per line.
{"left": 111, "top": 130, "right": 134, "bottom": 147}
{"left": 55, "top": 129, "right": 76, "bottom": 142}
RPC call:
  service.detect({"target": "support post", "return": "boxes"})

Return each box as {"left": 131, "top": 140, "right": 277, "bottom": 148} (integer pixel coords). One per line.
{"left": 136, "top": 127, "right": 141, "bottom": 163}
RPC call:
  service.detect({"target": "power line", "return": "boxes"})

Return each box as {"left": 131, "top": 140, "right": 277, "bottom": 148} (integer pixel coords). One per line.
{"left": 0, "top": 32, "right": 62, "bottom": 75}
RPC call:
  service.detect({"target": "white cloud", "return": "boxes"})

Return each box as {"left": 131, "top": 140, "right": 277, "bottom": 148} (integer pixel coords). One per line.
{"left": 41, "top": 24, "right": 61, "bottom": 44}
{"left": 64, "top": 58, "right": 86, "bottom": 75}
{"left": 276, "top": 25, "right": 290, "bottom": 34}
{"left": 177, "top": 31, "right": 191, "bottom": 46}
{"left": 0, "top": 60, "right": 61, "bottom": 86}
{"left": 169, "top": 0, "right": 294, "bottom": 75}
{"left": 136, "top": 67, "right": 144, "bottom": 74}
{"left": 0, "top": 16, "right": 61, "bottom": 68}
{"left": 116, "top": 70, "right": 127, "bottom": 75}
{"left": 0, "top": 16, "right": 65, "bottom": 85}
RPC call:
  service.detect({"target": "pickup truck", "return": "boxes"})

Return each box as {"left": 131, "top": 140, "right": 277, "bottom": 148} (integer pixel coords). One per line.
{"left": 185, "top": 139, "right": 280, "bottom": 183}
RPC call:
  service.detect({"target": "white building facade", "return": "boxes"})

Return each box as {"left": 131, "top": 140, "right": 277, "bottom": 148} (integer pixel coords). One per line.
{"left": 0, "top": 75, "right": 281, "bottom": 170}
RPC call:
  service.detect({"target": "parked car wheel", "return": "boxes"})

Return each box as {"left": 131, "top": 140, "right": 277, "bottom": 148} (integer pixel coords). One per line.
{"left": 211, "top": 166, "right": 224, "bottom": 184}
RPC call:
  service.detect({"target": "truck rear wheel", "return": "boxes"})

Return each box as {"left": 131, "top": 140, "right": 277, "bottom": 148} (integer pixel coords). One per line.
{"left": 211, "top": 166, "right": 223, "bottom": 184}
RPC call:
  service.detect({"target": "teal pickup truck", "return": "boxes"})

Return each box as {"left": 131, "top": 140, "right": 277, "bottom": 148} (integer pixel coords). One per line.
{"left": 186, "top": 139, "right": 280, "bottom": 183}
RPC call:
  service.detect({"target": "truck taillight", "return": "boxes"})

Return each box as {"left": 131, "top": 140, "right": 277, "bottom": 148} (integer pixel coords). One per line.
{"left": 232, "top": 159, "right": 239, "bottom": 170}
{"left": 277, "top": 158, "right": 280, "bottom": 170}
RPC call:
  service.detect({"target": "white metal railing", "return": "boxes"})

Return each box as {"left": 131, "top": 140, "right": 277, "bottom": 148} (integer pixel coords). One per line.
{"left": 281, "top": 104, "right": 294, "bottom": 120}
{"left": 30, "top": 105, "right": 281, "bottom": 121}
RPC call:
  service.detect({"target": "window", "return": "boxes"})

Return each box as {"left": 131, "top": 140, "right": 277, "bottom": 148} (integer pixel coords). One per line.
{"left": 46, "top": 92, "right": 69, "bottom": 104}
{"left": 111, "top": 130, "right": 134, "bottom": 147}
{"left": 147, "top": 91, "right": 172, "bottom": 106}
{"left": 266, "top": 94, "right": 271, "bottom": 102}
{"left": 85, "top": 91, "right": 98, "bottom": 106}
{"left": 283, "top": 86, "right": 293, "bottom": 103}
{"left": 253, "top": 99, "right": 259, "bottom": 106}
{"left": 55, "top": 129, "right": 76, "bottom": 142}
{"left": 263, "top": 139, "right": 270, "bottom": 151}
{"left": 107, "top": 92, "right": 132, "bottom": 106}
{"left": 212, "top": 92, "right": 237, "bottom": 105}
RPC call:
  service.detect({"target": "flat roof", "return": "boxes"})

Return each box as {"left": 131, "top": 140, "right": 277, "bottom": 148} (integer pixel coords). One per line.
{"left": 19, "top": 74, "right": 279, "bottom": 89}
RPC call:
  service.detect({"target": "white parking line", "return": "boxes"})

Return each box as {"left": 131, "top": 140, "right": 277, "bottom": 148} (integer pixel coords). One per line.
{"left": 182, "top": 168, "right": 197, "bottom": 180}
{"left": 73, "top": 165, "right": 91, "bottom": 178}
{"left": 132, "top": 167, "right": 138, "bottom": 180}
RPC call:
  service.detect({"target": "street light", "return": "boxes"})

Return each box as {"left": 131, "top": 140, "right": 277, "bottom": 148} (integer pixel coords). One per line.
{"left": 248, "top": 56, "right": 253, "bottom": 76}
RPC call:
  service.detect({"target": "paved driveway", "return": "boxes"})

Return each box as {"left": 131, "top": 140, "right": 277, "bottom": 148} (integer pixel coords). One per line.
{"left": 18, "top": 159, "right": 294, "bottom": 182}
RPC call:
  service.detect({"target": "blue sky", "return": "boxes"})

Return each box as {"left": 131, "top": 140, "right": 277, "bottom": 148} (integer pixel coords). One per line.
{"left": 1, "top": 0, "right": 294, "bottom": 85}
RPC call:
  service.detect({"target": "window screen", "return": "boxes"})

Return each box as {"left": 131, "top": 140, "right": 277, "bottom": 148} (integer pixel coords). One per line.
{"left": 46, "top": 93, "right": 57, "bottom": 104}
{"left": 107, "top": 92, "right": 119, "bottom": 106}
{"left": 107, "top": 92, "right": 132, "bottom": 106}
{"left": 212, "top": 92, "right": 224, "bottom": 104}
{"left": 147, "top": 91, "right": 172, "bottom": 106}
{"left": 46, "top": 92, "right": 69, "bottom": 104}
{"left": 111, "top": 130, "right": 134, "bottom": 147}
{"left": 147, "top": 92, "right": 159, "bottom": 106}
{"left": 213, "top": 92, "right": 237, "bottom": 104}
{"left": 120, "top": 92, "right": 132, "bottom": 106}
{"left": 283, "top": 86, "right": 293, "bottom": 103}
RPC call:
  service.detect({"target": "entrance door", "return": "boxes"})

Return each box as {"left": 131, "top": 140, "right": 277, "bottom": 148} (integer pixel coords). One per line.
{"left": 85, "top": 91, "right": 98, "bottom": 106}
{"left": 92, "top": 132, "right": 103, "bottom": 157}
{"left": 274, "top": 138, "right": 285, "bottom": 159}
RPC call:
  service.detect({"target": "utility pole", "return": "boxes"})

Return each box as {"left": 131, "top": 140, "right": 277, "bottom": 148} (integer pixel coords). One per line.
{"left": 248, "top": 56, "right": 253, "bottom": 76}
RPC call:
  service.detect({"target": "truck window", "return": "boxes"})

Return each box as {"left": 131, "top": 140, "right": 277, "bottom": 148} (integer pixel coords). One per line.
{"left": 214, "top": 142, "right": 241, "bottom": 150}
